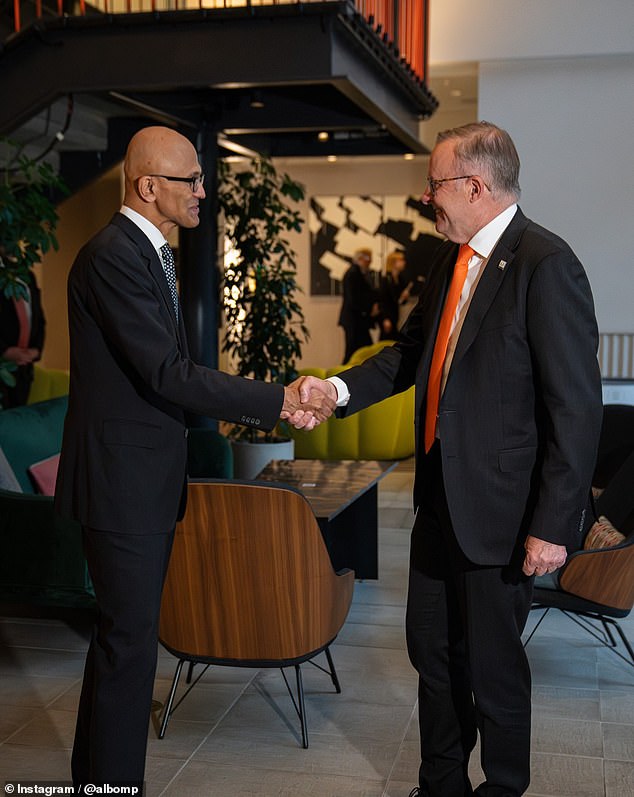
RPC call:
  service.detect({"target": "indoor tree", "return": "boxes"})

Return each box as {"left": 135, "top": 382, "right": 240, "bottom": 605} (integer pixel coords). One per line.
{"left": 218, "top": 156, "right": 308, "bottom": 442}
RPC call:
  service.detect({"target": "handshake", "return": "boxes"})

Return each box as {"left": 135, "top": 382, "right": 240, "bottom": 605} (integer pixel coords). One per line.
{"left": 280, "top": 376, "right": 338, "bottom": 432}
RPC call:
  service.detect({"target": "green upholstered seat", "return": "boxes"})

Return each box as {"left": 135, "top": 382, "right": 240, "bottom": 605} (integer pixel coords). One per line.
{"left": 0, "top": 396, "right": 92, "bottom": 607}
{"left": 27, "top": 364, "right": 70, "bottom": 405}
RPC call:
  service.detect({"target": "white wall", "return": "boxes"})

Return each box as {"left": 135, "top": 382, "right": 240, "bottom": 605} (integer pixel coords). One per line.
{"left": 478, "top": 55, "right": 634, "bottom": 332}
{"left": 427, "top": 0, "right": 634, "bottom": 334}
{"left": 429, "top": 0, "right": 634, "bottom": 63}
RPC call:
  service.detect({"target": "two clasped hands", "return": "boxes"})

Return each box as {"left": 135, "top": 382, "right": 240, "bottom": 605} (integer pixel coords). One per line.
{"left": 281, "top": 375, "right": 338, "bottom": 431}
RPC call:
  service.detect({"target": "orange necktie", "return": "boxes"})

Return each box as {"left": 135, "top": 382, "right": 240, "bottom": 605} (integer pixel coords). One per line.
{"left": 424, "top": 244, "right": 474, "bottom": 452}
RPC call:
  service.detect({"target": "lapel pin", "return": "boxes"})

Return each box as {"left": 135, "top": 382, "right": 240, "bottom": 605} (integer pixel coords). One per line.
{"left": 497, "top": 260, "right": 507, "bottom": 271}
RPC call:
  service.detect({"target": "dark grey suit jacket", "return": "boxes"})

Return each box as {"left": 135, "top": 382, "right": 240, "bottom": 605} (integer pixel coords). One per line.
{"left": 339, "top": 208, "right": 603, "bottom": 564}
{"left": 55, "top": 213, "right": 283, "bottom": 534}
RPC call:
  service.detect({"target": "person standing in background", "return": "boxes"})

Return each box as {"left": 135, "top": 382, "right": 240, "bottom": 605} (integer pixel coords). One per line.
{"left": 378, "top": 249, "right": 412, "bottom": 340}
{"left": 0, "top": 267, "right": 45, "bottom": 406}
{"left": 297, "top": 121, "right": 603, "bottom": 796}
{"left": 338, "top": 247, "right": 380, "bottom": 362}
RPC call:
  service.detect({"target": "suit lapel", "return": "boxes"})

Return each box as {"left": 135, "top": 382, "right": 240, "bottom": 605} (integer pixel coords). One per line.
{"left": 449, "top": 209, "right": 530, "bottom": 373}
{"left": 111, "top": 213, "right": 184, "bottom": 345}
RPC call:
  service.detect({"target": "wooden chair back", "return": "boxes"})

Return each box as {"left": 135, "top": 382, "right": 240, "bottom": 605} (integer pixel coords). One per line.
{"left": 159, "top": 480, "right": 354, "bottom": 664}
{"left": 559, "top": 534, "right": 634, "bottom": 612}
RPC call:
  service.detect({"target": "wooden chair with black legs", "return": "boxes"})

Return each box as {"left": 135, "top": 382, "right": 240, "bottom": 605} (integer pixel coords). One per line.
{"left": 526, "top": 533, "right": 634, "bottom": 666}
{"left": 157, "top": 479, "right": 355, "bottom": 747}
{"left": 525, "top": 404, "right": 634, "bottom": 667}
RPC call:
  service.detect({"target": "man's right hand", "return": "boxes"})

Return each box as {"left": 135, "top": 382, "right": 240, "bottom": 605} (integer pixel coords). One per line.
{"left": 281, "top": 378, "right": 337, "bottom": 431}
{"left": 295, "top": 375, "right": 338, "bottom": 407}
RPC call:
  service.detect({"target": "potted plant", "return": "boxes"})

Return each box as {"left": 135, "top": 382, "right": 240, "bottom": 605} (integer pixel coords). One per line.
{"left": 0, "top": 139, "right": 66, "bottom": 408}
{"left": 218, "top": 156, "right": 308, "bottom": 478}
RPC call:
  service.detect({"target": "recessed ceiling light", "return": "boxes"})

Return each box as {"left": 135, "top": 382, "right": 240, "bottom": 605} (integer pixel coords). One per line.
{"left": 327, "top": 155, "right": 337, "bottom": 163}
{"left": 318, "top": 131, "right": 329, "bottom": 141}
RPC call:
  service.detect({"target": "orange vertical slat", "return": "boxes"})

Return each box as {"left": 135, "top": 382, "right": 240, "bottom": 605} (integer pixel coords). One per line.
{"left": 13, "top": 0, "right": 20, "bottom": 32}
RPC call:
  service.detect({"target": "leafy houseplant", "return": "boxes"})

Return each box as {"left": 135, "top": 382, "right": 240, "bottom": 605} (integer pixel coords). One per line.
{"left": 218, "top": 156, "right": 308, "bottom": 444}
{"left": 0, "top": 139, "right": 67, "bottom": 407}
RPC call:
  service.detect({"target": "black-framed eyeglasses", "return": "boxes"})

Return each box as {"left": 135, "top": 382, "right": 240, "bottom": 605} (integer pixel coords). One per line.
{"left": 150, "top": 173, "right": 205, "bottom": 192}
{"left": 425, "top": 174, "right": 475, "bottom": 197}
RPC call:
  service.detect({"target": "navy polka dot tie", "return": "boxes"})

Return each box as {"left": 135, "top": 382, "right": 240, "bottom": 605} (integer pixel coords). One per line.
{"left": 159, "top": 243, "right": 179, "bottom": 320}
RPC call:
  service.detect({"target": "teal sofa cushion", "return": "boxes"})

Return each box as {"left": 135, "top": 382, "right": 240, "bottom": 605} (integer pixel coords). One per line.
{"left": 0, "top": 397, "right": 68, "bottom": 493}
{"left": 0, "top": 396, "right": 93, "bottom": 608}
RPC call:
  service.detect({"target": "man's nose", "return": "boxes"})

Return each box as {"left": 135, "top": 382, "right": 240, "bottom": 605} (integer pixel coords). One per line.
{"left": 421, "top": 188, "right": 432, "bottom": 205}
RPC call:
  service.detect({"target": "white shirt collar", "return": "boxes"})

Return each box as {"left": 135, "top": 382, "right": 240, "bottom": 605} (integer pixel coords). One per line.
{"left": 120, "top": 205, "right": 167, "bottom": 254}
{"left": 469, "top": 204, "right": 518, "bottom": 260}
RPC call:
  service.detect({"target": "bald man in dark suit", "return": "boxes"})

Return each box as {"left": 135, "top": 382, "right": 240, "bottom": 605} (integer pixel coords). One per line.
{"left": 55, "top": 126, "right": 332, "bottom": 789}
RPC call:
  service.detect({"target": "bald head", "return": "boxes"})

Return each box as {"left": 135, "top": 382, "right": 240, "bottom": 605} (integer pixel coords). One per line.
{"left": 124, "top": 127, "right": 197, "bottom": 195}
{"left": 122, "top": 126, "right": 204, "bottom": 235}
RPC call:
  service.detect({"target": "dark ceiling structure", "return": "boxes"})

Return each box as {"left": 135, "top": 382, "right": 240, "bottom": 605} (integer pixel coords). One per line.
{"left": 1, "top": 1, "right": 437, "bottom": 192}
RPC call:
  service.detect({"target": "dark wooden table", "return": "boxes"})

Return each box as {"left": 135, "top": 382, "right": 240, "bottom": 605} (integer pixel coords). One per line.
{"left": 257, "top": 459, "right": 396, "bottom": 579}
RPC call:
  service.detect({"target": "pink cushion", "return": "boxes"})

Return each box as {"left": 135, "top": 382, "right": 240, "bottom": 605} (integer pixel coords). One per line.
{"left": 28, "top": 453, "right": 60, "bottom": 496}
{"left": 583, "top": 515, "right": 626, "bottom": 550}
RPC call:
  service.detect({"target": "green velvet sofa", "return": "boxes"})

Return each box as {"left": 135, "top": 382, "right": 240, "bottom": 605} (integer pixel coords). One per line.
{"left": 289, "top": 341, "right": 415, "bottom": 461}
{"left": 0, "top": 396, "right": 94, "bottom": 608}
{"left": 0, "top": 398, "right": 233, "bottom": 609}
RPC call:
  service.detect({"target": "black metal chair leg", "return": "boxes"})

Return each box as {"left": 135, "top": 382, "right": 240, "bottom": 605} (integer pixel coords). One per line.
{"left": 295, "top": 664, "right": 308, "bottom": 749}
{"left": 523, "top": 606, "right": 550, "bottom": 648}
{"left": 324, "top": 646, "right": 341, "bottom": 693}
{"left": 159, "top": 659, "right": 185, "bottom": 739}
{"left": 612, "top": 622, "right": 634, "bottom": 666}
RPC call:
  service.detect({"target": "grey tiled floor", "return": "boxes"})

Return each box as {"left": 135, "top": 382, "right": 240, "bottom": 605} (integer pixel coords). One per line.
{"left": 1, "top": 458, "right": 633, "bottom": 796}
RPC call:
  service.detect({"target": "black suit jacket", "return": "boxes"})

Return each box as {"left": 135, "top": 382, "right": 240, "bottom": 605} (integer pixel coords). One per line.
{"left": 55, "top": 213, "right": 283, "bottom": 534}
{"left": 338, "top": 262, "right": 377, "bottom": 333}
{"left": 339, "top": 208, "right": 603, "bottom": 564}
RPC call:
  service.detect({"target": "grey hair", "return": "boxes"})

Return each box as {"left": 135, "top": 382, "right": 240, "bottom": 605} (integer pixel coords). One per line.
{"left": 436, "top": 121, "right": 521, "bottom": 200}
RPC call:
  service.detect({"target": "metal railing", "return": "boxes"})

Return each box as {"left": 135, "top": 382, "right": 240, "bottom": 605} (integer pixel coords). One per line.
{"left": 9, "top": 0, "right": 428, "bottom": 81}
{"left": 599, "top": 333, "right": 634, "bottom": 379}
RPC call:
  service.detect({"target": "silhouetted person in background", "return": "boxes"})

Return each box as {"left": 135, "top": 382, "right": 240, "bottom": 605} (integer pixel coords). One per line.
{"left": 378, "top": 249, "right": 412, "bottom": 340}
{"left": 338, "top": 247, "right": 379, "bottom": 362}
{"left": 0, "top": 267, "right": 45, "bottom": 407}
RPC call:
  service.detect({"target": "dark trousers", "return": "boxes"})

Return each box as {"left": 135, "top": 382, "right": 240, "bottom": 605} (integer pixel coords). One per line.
{"left": 72, "top": 526, "right": 174, "bottom": 788}
{"left": 406, "top": 445, "right": 533, "bottom": 797}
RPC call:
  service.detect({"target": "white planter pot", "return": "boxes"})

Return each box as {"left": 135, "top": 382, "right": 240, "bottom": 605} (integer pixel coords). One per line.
{"left": 231, "top": 438, "right": 295, "bottom": 480}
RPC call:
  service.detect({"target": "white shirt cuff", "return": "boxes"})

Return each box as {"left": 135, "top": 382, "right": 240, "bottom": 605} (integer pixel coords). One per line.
{"left": 327, "top": 376, "right": 350, "bottom": 406}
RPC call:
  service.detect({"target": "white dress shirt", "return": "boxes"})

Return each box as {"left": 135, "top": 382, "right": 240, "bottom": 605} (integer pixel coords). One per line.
{"left": 119, "top": 205, "right": 168, "bottom": 256}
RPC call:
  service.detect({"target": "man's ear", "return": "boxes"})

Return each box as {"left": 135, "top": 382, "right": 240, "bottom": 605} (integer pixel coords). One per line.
{"left": 137, "top": 176, "right": 157, "bottom": 203}
{"left": 469, "top": 176, "right": 486, "bottom": 202}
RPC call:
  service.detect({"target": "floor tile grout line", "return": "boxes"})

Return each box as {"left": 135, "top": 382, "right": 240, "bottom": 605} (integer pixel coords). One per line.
{"left": 0, "top": 674, "right": 84, "bottom": 747}
{"left": 155, "top": 668, "right": 260, "bottom": 797}
{"left": 382, "top": 699, "right": 419, "bottom": 797}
